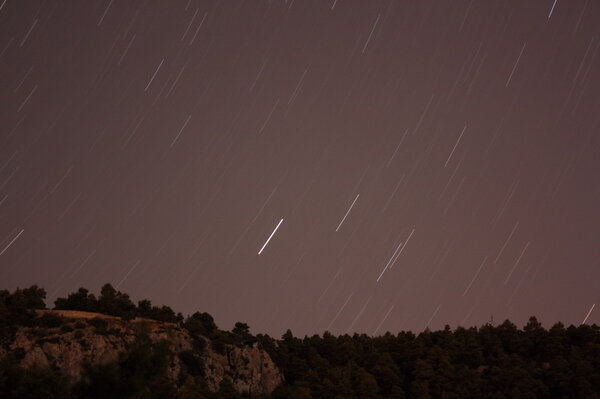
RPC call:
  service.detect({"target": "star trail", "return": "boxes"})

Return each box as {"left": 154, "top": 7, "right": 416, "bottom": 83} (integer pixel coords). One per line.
{"left": 0, "top": 0, "right": 599, "bottom": 337}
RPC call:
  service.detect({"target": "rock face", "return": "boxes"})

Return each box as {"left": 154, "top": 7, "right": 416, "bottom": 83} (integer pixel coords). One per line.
{"left": 204, "top": 343, "right": 282, "bottom": 395}
{"left": 4, "top": 310, "right": 282, "bottom": 396}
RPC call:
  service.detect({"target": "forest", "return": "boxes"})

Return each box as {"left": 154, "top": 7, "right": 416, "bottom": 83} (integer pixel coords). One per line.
{"left": 1, "top": 284, "right": 599, "bottom": 398}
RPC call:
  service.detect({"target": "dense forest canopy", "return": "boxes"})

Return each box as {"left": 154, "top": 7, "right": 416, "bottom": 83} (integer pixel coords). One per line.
{"left": 1, "top": 284, "right": 599, "bottom": 398}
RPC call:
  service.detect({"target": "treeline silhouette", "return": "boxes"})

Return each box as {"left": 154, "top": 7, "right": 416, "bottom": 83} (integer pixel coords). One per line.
{"left": 1, "top": 284, "right": 599, "bottom": 398}
{"left": 54, "top": 284, "right": 184, "bottom": 323}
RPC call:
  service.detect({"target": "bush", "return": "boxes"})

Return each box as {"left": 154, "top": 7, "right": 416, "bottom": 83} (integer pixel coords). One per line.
{"left": 179, "top": 350, "right": 205, "bottom": 377}
{"left": 38, "top": 312, "right": 65, "bottom": 328}
{"left": 89, "top": 317, "right": 108, "bottom": 332}
{"left": 54, "top": 284, "right": 183, "bottom": 323}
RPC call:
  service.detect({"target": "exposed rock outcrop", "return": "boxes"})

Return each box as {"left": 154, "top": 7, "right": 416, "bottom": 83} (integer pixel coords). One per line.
{"left": 2, "top": 310, "right": 282, "bottom": 396}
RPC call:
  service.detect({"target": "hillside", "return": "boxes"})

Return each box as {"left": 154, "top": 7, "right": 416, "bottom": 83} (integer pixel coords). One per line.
{"left": 1, "top": 284, "right": 599, "bottom": 398}
{"left": 7, "top": 310, "right": 280, "bottom": 394}
{"left": 0, "top": 284, "right": 281, "bottom": 398}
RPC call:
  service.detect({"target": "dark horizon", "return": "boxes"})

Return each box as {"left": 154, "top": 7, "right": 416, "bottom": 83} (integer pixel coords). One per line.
{"left": 21, "top": 281, "right": 600, "bottom": 336}
{"left": 1, "top": 0, "right": 599, "bottom": 338}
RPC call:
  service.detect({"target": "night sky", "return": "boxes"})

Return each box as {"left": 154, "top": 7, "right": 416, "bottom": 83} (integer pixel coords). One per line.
{"left": 1, "top": 0, "right": 599, "bottom": 337}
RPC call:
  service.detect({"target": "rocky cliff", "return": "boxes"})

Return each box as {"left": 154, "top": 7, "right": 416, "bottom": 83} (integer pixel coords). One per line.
{"left": 1, "top": 310, "right": 282, "bottom": 396}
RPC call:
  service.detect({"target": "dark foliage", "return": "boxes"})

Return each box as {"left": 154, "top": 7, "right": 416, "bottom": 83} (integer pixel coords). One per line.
{"left": 0, "top": 355, "right": 72, "bottom": 399}
{"left": 0, "top": 285, "right": 47, "bottom": 343}
{"left": 54, "top": 284, "right": 183, "bottom": 323}
{"left": 75, "top": 332, "right": 176, "bottom": 398}
{"left": 233, "top": 322, "right": 258, "bottom": 346}
{"left": 273, "top": 321, "right": 600, "bottom": 398}
{"left": 183, "top": 311, "right": 248, "bottom": 354}
{"left": 2, "top": 284, "right": 600, "bottom": 399}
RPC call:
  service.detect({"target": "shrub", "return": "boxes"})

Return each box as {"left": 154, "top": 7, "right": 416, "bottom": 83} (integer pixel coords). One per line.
{"left": 38, "top": 313, "right": 65, "bottom": 328}
{"left": 89, "top": 317, "right": 108, "bottom": 332}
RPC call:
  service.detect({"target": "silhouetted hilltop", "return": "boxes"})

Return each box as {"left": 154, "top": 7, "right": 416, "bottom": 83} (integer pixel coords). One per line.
{"left": 0, "top": 284, "right": 280, "bottom": 398}
{"left": 1, "top": 284, "right": 599, "bottom": 398}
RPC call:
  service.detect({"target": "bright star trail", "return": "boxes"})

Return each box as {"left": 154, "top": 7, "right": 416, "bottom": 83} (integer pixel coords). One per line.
{"left": 0, "top": 0, "right": 599, "bottom": 336}
{"left": 258, "top": 218, "right": 283, "bottom": 255}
